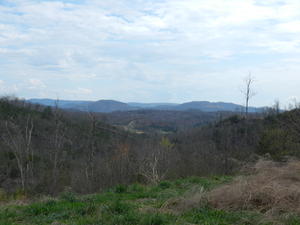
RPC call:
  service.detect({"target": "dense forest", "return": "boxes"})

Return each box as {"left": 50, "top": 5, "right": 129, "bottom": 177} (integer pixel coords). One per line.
{"left": 0, "top": 96, "right": 298, "bottom": 198}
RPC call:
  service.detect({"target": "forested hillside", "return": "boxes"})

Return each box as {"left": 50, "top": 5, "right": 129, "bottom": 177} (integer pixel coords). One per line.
{"left": 2, "top": 97, "right": 300, "bottom": 224}
{"left": 104, "top": 110, "right": 233, "bottom": 133}
{"left": 0, "top": 97, "right": 298, "bottom": 198}
{"left": 0, "top": 97, "right": 143, "bottom": 195}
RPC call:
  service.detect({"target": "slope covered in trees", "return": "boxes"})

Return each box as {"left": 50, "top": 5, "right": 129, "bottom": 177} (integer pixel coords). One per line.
{"left": 0, "top": 97, "right": 299, "bottom": 198}
{"left": 104, "top": 110, "right": 234, "bottom": 133}
{"left": 0, "top": 97, "right": 142, "bottom": 195}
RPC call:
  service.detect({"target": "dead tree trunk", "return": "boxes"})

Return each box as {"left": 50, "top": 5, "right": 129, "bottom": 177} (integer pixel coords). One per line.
{"left": 242, "top": 73, "right": 255, "bottom": 119}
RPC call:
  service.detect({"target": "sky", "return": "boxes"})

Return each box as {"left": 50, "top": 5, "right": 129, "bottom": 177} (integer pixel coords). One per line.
{"left": 1, "top": 0, "right": 300, "bottom": 107}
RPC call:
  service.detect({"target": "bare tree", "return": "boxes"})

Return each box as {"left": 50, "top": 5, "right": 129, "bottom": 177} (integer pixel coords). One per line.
{"left": 139, "top": 137, "right": 174, "bottom": 184}
{"left": 273, "top": 99, "right": 280, "bottom": 115}
{"left": 84, "top": 111, "right": 97, "bottom": 190}
{"left": 50, "top": 98, "right": 67, "bottom": 192}
{"left": 2, "top": 116, "right": 34, "bottom": 192}
{"left": 242, "top": 73, "right": 256, "bottom": 118}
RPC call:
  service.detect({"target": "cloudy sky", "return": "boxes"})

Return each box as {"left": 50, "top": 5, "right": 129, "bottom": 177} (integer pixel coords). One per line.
{"left": 1, "top": 0, "right": 300, "bottom": 106}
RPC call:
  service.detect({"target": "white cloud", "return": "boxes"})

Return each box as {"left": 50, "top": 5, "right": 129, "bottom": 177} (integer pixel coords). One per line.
{"left": 1, "top": 0, "right": 300, "bottom": 105}
{"left": 276, "top": 21, "right": 300, "bottom": 33}
{"left": 0, "top": 80, "right": 19, "bottom": 94}
{"left": 64, "top": 87, "right": 93, "bottom": 96}
{"left": 77, "top": 88, "right": 92, "bottom": 95}
{"left": 28, "top": 79, "right": 46, "bottom": 90}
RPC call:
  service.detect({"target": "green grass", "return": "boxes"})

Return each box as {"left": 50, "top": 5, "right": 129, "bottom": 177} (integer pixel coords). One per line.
{"left": 0, "top": 176, "right": 299, "bottom": 225}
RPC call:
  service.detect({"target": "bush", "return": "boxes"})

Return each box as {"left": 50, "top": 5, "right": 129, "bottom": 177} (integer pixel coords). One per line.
{"left": 141, "top": 213, "right": 170, "bottom": 225}
{"left": 105, "top": 200, "right": 133, "bottom": 214}
{"left": 129, "top": 183, "right": 144, "bottom": 192}
{"left": 114, "top": 184, "right": 128, "bottom": 193}
{"left": 59, "top": 191, "right": 77, "bottom": 202}
{"left": 111, "top": 212, "right": 139, "bottom": 225}
{"left": 13, "top": 189, "right": 27, "bottom": 201}
{"left": 159, "top": 181, "right": 172, "bottom": 189}
{"left": 0, "top": 188, "right": 7, "bottom": 201}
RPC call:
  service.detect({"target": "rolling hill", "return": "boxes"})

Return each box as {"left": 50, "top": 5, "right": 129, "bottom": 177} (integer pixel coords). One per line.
{"left": 28, "top": 98, "right": 264, "bottom": 113}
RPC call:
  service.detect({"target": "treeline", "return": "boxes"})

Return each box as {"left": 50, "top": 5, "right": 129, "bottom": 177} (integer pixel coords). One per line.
{"left": 0, "top": 97, "right": 299, "bottom": 196}
{"left": 172, "top": 107, "right": 300, "bottom": 177}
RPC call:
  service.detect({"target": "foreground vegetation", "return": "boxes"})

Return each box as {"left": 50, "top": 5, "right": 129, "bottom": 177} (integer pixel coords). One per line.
{"left": 1, "top": 174, "right": 300, "bottom": 225}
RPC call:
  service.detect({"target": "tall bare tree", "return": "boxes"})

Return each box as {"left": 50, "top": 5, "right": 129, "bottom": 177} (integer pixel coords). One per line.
{"left": 242, "top": 73, "right": 256, "bottom": 118}
{"left": 2, "top": 116, "right": 34, "bottom": 191}
{"left": 50, "top": 99, "right": 67, "bottom": 192}
{"left": 84, "top": 111, "right": 97, "bottom": 189}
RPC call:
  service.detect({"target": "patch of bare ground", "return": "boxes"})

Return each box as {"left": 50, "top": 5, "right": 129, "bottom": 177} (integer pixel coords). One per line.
{"left": 208, "top": 159, "right": 300, "bottom": 215}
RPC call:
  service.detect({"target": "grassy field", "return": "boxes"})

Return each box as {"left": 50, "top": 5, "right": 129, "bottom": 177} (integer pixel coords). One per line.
{"left": 1, "top": 176, "right": 299, "bottom": 225}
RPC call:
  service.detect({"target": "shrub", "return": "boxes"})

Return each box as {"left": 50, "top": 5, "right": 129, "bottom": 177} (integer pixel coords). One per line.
{"left": 141, "top": 213, "right": 169, "bottom": 225}
{"left": 159, "top": 181, "right": 172, "bottom": 189}
{"left": 59, "top": 191, "right": 77, "bottom": 202}
{"left": 128, "top": 183, "right": 145, "bottom": 193}
{"left": 13, "top": 189, "right": 27, "bottom": 201}
{"left": 0, "top": 188, "right": 7, "bottom": 201}
{"left": 114, "top": 184, "right": 128, "bottom": 193}
{"left": 105, "top": 200, "right": 133, "bottom": 214}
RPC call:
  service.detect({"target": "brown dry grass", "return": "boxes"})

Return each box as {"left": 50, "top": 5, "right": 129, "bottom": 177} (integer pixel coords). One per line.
{"left": 208, "top": 159, "right": 300, "bottom": 215}
{"left": 160, "top": 185, "right": 205, "bottom": 214}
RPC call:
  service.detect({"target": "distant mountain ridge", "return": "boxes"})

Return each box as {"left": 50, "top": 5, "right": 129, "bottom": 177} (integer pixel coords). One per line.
{"left": 28, "top": 99, "right": 138, "bottom": 113}
{"left": 28, "top": 98, "right": 264, "bottom": 113}
{"left": 127, "top": 102, "right": 179, "bottom": 108}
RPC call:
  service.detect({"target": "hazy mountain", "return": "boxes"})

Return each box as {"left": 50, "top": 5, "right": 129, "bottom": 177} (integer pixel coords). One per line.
{"left": 127, "top": 102, "right": 179, "bottom": 108}
{"left": 173, "top": 101, "right": 242, "bottom": 112}
{"left": 145, "top": 101, "right": 262, "bottom": 112}
{"left": 86, "top": 100, "right": 138, "bottom": 113}
{"left": 28, "top": 98, "right": 263, "bottom": 113}
{"left": 28, "top": 98, "right": 92, "bottom": 108}
{"left": 28, "top": 99, "right": 138, "bottom": 113}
